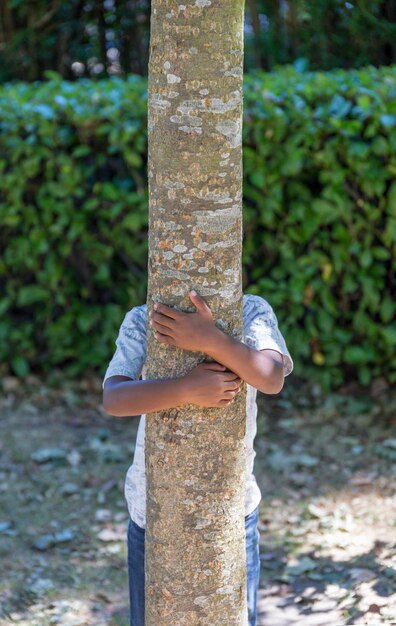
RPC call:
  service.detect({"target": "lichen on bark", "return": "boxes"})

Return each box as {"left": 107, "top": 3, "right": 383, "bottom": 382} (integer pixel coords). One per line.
{"left": 145, "top": 0, "right": 248, "bottom": 623}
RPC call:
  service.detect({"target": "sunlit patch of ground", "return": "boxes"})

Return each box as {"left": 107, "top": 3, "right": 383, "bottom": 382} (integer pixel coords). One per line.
{"left": 255, "top": 380, "right": 396, "bottom": 625}
{"left": 0, "top": 373, "right": 395, "bottom": 625}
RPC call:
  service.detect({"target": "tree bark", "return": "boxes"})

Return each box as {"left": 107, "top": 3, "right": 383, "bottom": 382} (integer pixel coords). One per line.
{"left": 145, "top": 0, "right": 248, "bottom": 623}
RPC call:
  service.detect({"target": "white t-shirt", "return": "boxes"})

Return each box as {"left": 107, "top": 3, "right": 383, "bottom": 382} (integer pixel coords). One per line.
{"left": 102, "top": 293, "right": 293, "bottom": 529}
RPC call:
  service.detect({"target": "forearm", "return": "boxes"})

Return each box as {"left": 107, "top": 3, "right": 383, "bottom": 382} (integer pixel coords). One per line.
{"left": 104, "top": 378, "right": 187, "bottom": 417}
{"left": 205, "top": 329, "right": 284, "bottom": 394}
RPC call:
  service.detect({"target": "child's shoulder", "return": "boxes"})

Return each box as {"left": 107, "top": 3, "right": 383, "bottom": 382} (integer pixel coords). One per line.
{"left": 243, "top": 293, "right": 273, "bottom": 315}
{"left": 121, "top": 303, "right": 147, "bottom": 334}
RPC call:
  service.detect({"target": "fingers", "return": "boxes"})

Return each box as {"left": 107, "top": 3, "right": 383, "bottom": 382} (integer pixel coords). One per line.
{"left": 221, "top": 372, "right": 242, "bottom": 382}
{"left": 154, "top": 331, "right": 176, "bottom": 345}
{"left": 217, "top": 398, "right": 236, "bottom": 406}
{"left": 153, "top": 302, "right": 181, "bottom": 320}
{"left": 198, "top": 363, "right": 241, "bottom": 384}
{"left": 151, "top": 310, "right": 176, "bottom": 328}
{"left": 202, "top": 362, "right": 226, "bottom": 371}
{"left": 223, "top": 390, "right": 238, "bottom": 400}
{"left": 213, "top": 390, "right": 240, "bottom": 407}
{"left": 188, "top": 290, "right": 212, "bottom": 316}
{"left": 152, "top": 316, "right": 174, "bottom": 332}
{"left": 224, "top": 380, "right": 241, "bottom": 391}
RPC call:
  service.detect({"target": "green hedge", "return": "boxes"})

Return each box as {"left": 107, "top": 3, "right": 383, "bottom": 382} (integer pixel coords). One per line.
{"left": 0, "top": 66, "right": 395, "bottom": 391}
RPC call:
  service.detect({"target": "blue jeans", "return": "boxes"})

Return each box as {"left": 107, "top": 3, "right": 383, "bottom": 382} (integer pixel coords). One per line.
{"left": 127, "top": 505, "right": 261, "bottom": 626}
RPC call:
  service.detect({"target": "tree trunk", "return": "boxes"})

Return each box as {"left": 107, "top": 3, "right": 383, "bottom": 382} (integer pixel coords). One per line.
{"left": 145, "top": 0, "right": 248, "bottom": 623}
{"left": 246, "top": 0, "right": 265, "bottom": 69}
{"left": 96, "top": 0, "right": 107, "bottom": 74}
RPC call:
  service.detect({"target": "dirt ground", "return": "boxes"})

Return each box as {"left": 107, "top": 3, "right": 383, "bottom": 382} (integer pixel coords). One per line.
{"left": 0, "top": 373, "right": 395, "bottom": 626}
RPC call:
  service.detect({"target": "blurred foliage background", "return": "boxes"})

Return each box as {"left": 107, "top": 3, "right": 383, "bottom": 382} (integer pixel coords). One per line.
{"left": 0, "top": 1, "right": 395, "bottom": 392}
{"left": 1, "top": 0, "right": 396, "bottom": 82}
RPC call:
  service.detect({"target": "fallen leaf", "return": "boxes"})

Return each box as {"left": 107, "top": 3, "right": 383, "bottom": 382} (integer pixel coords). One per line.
{"left": 31, "top": 447, "right": 67, "bottom": 463}
{"left": 307, "top": 503, "right": 327, "bottom": 518}
{"left": 286, "top": 556, "right": 318, "bottom": 576}
{"left": 296, "top": 454, "right": 319, "bottom": 467}
{"left": 349, "top": 568, "right": 376, "bottom": 583}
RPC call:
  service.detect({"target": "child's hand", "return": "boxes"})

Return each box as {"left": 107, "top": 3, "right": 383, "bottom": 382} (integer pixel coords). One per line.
{"left": 180, "top": 361, "right": 242, "bottom": 408}
{"left": 150, "top": 290, "right": 221, "bottom": 353}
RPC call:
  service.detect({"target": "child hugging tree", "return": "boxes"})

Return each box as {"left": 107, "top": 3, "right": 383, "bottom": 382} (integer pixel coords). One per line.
{"left": 102, "top": 288, "right": 293, "bottom": 626}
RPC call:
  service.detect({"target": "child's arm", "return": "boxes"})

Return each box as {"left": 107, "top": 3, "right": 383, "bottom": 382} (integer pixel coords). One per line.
{"left": 103, "top": 361, "right": 242, "bottom": 417}
{"left": 151, "top": 291, "right": 287, "bottom": 395}
{"left": 205, "top": 338, "right": 283, "bottom": 395}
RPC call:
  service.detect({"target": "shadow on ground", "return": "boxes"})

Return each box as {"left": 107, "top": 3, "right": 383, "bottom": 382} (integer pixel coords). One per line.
{"left": 0, "top": 374, "right": 395, "bottom": 625}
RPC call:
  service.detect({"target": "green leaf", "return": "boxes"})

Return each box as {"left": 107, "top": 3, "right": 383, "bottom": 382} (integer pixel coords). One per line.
{"left": 122, "top": 213, "right": 144, "bottom": 231}
{"left": 344, "top": 345, "right": 369, "bottom": 365}
{"left": 329, "top": 94, "right": 352, "bottom": 119}
{"left": 250, "top": 171, "right": 265, "bottom": 188}
{"left": 380, "top": 298, "right": 394, "bottom": 323}
{"left": 125, "top": 150, "right": 142, "bottom": 168}
{"left": 382, "top": 326, "right": 396, "bottom": 346}
{"left": 11, "top": 355, "right": 30, "bottom": 377}
{"left": 43, "top": 70, "right": 63, "bottom": 82}
{"left": 360, "top": 249, "right": 372, "bottom": 269}
{"left": 17, "top": 285, "right": 49, "bottom": 306}
{"left": 73, "top": 145, "right": 91, "bottom": 158}
{"left": 380, "top": 114, "right": 396, "bottom": 129}
{"left": 371, "top": 137, "right": 388, "bottom": 156}
{"left": 358, "top": 366, "right": 371, "bottom": 386}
